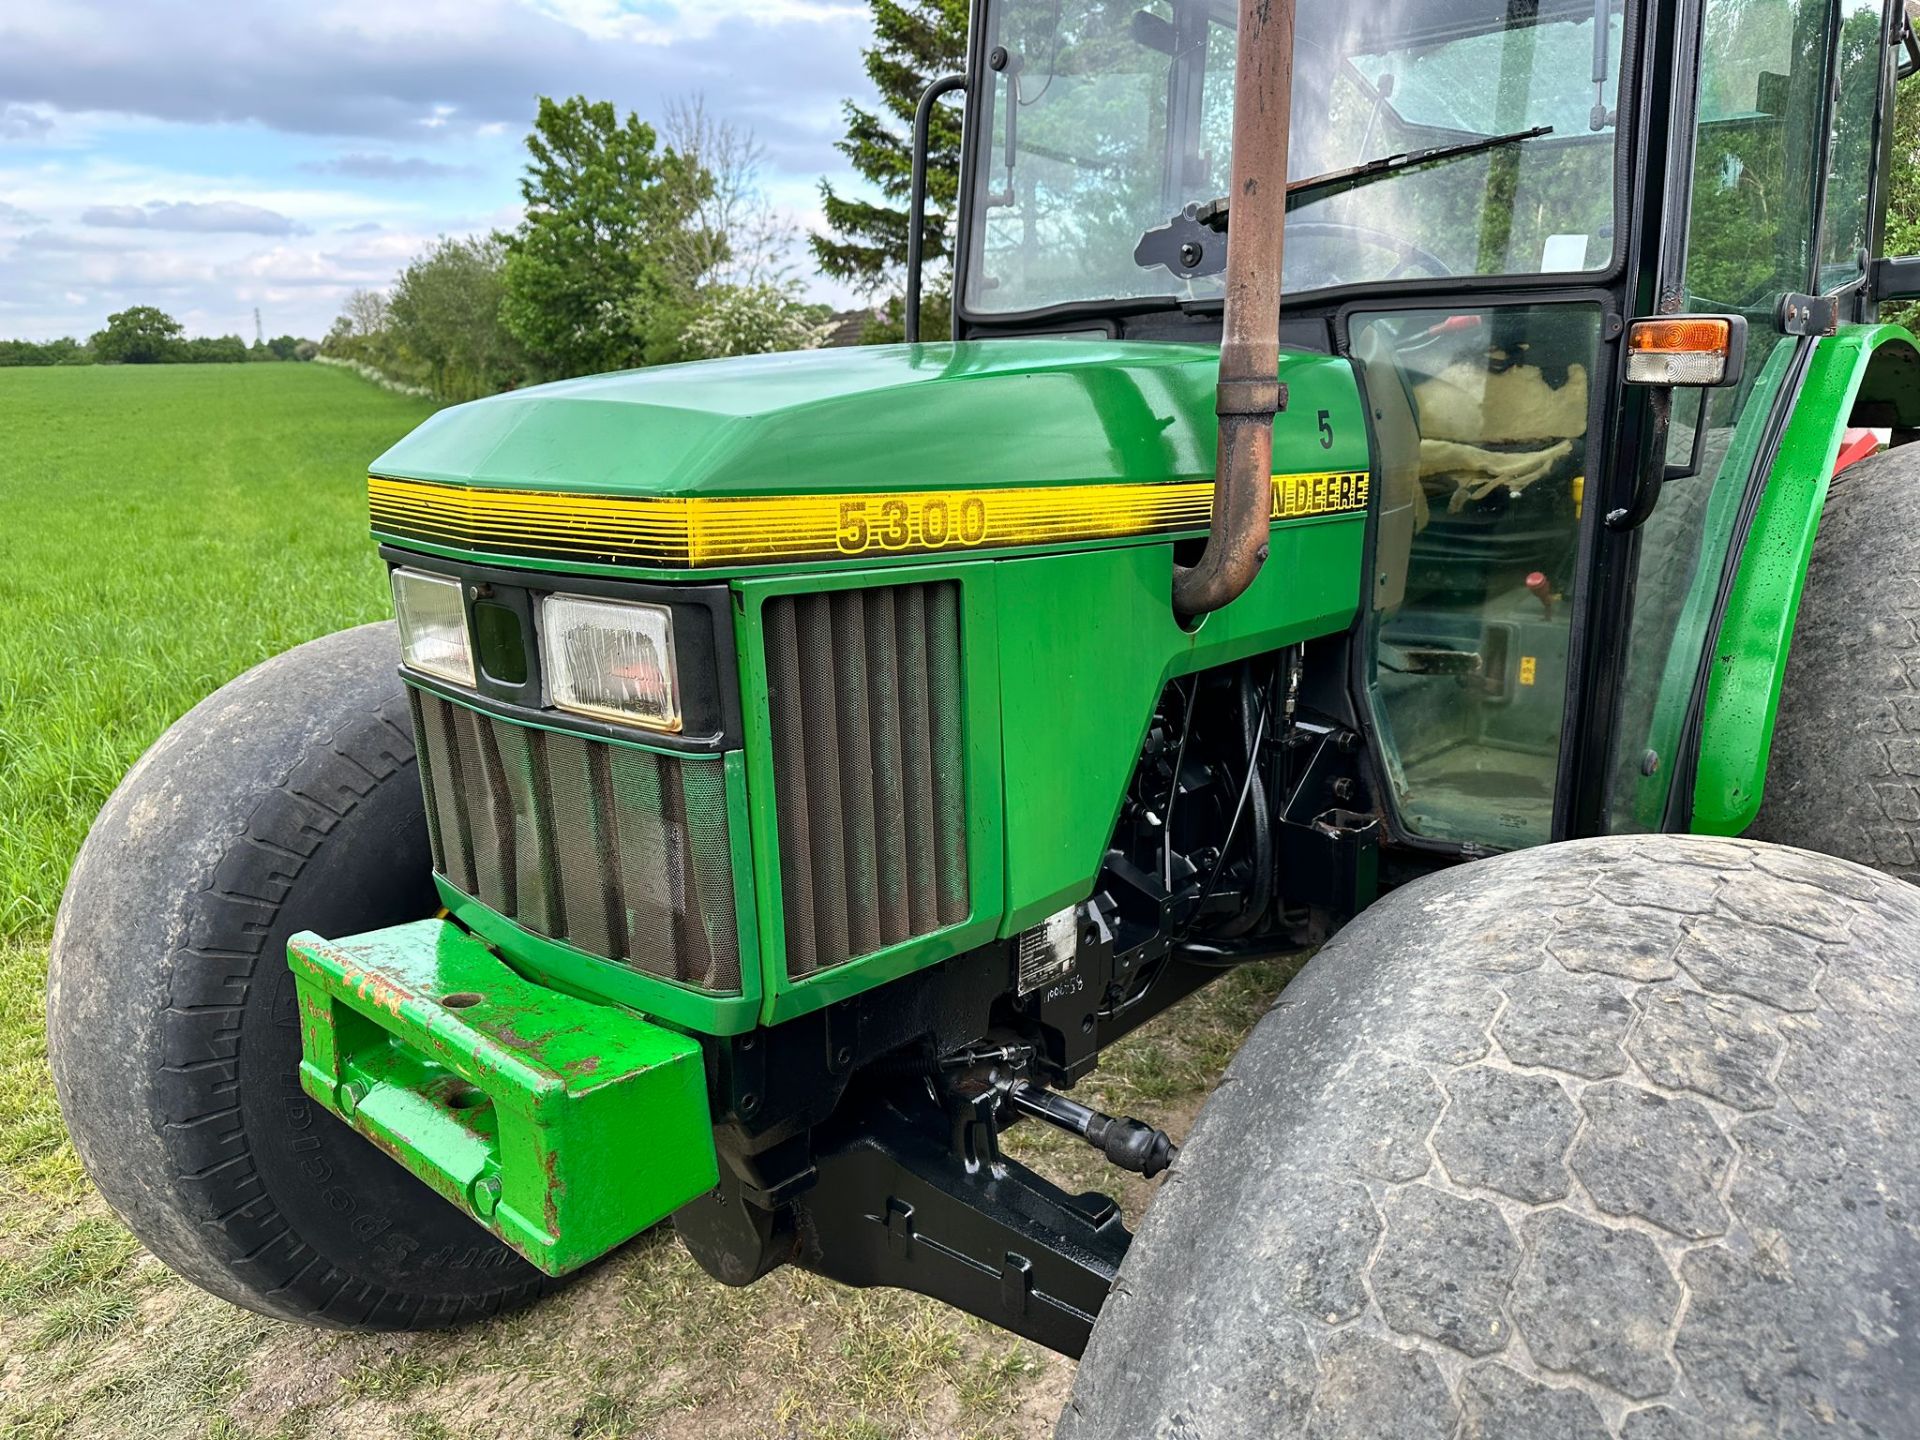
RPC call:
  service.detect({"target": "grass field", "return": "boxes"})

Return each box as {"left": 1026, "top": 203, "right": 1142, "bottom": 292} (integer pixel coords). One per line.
{"left": 0, "top": 362, "right": 1288, "bottom": 1439}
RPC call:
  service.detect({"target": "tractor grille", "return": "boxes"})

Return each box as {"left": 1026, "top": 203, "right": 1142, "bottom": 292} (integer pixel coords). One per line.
{"left": 408, "top": 690, "right": 740, "bottom": 993}
{"left": 764, "top": 581, "right": 969, "bottom": 978}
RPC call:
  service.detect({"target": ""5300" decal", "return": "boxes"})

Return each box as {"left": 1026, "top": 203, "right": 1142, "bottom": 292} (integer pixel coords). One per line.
{"left": 836, "top": 495, "right": 990, "bottom": 554}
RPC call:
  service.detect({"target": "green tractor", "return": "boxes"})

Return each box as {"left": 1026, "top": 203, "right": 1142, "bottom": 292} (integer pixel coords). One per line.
{"left": 46, "top": 0, "right": 1920, "bottom": 1432}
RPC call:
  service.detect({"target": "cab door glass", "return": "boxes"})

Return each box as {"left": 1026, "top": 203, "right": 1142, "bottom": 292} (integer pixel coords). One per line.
{"left": 1607, "top": 0, "right": 1835, "bottom": 832}
{"left": 1821, "top": 0, "right": 1891, "bottom": 290}
{"left": 1357, "top": 304, "right": 1603, "bottom": 849}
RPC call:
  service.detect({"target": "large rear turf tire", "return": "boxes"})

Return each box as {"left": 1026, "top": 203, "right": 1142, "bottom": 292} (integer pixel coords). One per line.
{"left": 47, "top": 623, "right": 553, "bottom": 1329}
{"left": 1752, "top": 442, "right": 1920, "bottom": 877}
{"left": 1061, "top": 834, "right": 1920, "bottom": 1439}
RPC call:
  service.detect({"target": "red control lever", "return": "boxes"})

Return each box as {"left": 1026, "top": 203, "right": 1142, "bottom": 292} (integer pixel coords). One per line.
{"left": 1525, "top": 571, "right": 1553, "bottom": 619}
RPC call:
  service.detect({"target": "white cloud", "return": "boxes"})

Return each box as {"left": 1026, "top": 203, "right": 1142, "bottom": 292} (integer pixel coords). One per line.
{"left": 0, "top": 0, "right": 872, "bottom": 156}
{"left": 0, "top": 0, "right": 889, "bottom": 338}
{"left": 527, "top": 0, "right": 867, "bottom": 44}
{"left": 0, "top": 219, "right": 458, "bottom": 338}
{"left": 302, "top": 153, "right": 479, "bottom": 182}
{"left": 82, "top": 200, "right": 306, "bottom": 236}
{"left": 0, "top": 155, "right": 443, "bottom": 229}
{"left": 0, "top": 103, "right": 53, "bottom": 142}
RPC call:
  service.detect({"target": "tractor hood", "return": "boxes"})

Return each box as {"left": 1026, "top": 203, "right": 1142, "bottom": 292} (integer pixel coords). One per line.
{"left": 370, "top": 339, "right": 1361, "bottom": 500}
{"left": 367, "top": 339, "right": 1374, "bottom": 575}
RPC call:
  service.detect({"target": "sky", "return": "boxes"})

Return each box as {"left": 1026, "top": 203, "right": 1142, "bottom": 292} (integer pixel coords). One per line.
{"left": 0, "top": 0, "right": 880, "bottom": 343}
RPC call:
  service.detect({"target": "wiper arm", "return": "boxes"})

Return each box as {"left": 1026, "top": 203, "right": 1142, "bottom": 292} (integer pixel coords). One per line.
{"left": 1135, "top": 124, "right": 1553, "bottom": 277}
{"left": 1278, "top": 123, "right": 1554, "bottom": 213}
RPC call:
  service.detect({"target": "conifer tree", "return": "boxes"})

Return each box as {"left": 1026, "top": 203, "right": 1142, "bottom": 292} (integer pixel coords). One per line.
{"left": 811, "top": 0, "right": 969, "bottom": 340}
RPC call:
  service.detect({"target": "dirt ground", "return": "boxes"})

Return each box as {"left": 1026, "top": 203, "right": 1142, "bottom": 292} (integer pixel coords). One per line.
{"left": 0, "top": 959, "right": 1295, "bottom": 1440}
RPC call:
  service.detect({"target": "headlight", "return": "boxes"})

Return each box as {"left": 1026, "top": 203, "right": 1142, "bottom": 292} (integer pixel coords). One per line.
{"left": 540, "top": 593, "right": 681, "bottom": 732}
{"left": 391, "top": 568, "right": 474, "bottom": 686}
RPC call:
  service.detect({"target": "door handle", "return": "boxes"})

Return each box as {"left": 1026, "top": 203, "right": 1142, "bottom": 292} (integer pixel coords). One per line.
{"left": 1606, "top": 388, "right": 1674, "bottom": 532}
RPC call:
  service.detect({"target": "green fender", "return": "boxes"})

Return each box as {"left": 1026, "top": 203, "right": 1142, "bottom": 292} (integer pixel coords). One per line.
{"left": 1691, "top": 323, "right": 1920, "bottom": 834}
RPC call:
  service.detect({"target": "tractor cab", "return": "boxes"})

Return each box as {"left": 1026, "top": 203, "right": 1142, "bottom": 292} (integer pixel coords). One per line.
{"left": 949, "top": 0, "right": 1909, "bottom": 853}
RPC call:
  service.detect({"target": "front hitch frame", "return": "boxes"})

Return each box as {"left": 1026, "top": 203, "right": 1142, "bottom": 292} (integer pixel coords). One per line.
{"left": 290, "top": 918, "right": 718, "bottom": 1275}
{"left": 788, "top": 1083, "right": 1132, "bottom": 1357}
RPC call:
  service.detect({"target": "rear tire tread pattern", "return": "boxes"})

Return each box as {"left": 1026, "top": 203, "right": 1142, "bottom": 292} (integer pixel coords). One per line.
{"left": 1061, "top": 835, "right": 1920, "bottom": 1439}
{"left": 1752, "top": 440, "right": 1920, "bottom": 877}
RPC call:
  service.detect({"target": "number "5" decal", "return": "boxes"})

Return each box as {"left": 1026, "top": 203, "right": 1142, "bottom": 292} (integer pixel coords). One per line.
{"left": 837, "top": 499, "right": 869, "bottom": 552}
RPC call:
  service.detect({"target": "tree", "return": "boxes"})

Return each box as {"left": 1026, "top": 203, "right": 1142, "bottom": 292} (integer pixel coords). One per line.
{"left": 389, "top": 236, "right": 525, "bottom": 401}
{"left": 1883, "top": 67, "right": 1920, "bottom": 332}
{"left": 341, "top": 291, "right": 385, "bottom": 339}
{"left": 0, "top": 336, "right": 89, "bottom": 366}
{"left": 661, "top": 94, "right": 848, "bottom": 361}
{"left": 663, "top": 95, "right": 788, "bottom": 288}
{"left": 811, "top": 0, "right": 967, "bottom": 340}
{"left": 335, "top": 289, "right": 389, "bottom": 341}
{"left": 266, "top": 334, "right": 302, "bottom": 361}
{"left": 90, "top": 306, "right": 185, "bottom": 364}
{"left": 323, "top": 289, "right": 396, "bottom": 368}
{"left": 499, "top": 95, "right": 715, "bottom": 379}
{"left": 183, "top": 335, "right": 248, "bottom": 364}
{"left": 679, "top": 283, "right": 833, "bottom": 359}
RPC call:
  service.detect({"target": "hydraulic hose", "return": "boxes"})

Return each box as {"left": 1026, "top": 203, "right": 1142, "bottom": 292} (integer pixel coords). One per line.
{"left": 1172, "top": 0, "right": 1298, "bottom": 620}
{"left": 1181, "top": 677, "right": 1271, "bottom": 939}
{"left": 1214, "top": 665, "right": 1273, "bottom": 938}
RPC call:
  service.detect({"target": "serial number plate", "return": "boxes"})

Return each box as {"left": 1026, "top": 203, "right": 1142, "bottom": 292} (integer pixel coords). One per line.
{"left": 1017, "top": 907, "right": 1080, "bottom": 996}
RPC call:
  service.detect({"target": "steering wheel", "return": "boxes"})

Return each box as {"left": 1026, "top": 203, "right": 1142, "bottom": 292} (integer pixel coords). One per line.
{"left": 1284, "top": 220, "right": 1452, "bottom": 289}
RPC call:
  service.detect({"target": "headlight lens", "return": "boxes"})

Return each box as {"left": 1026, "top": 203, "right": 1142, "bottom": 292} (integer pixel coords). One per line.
{"left": 391, "top": 568, "right": 474, "bottom": 686}
{"left": 540, "top": 593, "right": 681, "bottom": 731}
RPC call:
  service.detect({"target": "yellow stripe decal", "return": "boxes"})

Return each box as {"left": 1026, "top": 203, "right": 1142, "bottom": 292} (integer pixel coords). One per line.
{"left": 368, "top": 471, "right": 1370, "bottom": 569}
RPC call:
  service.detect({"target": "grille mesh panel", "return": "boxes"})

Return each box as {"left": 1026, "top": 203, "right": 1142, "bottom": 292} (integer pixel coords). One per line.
{"left": 409, "top": 689, "right": 740, "bottom": 993}
{"left": 765, "top": 581, "right": 969, "bottom": 978}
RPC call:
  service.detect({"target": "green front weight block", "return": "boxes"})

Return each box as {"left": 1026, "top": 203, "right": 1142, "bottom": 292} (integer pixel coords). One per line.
{"left": 287, "top": 919, "right": 718, "bottom": 1276}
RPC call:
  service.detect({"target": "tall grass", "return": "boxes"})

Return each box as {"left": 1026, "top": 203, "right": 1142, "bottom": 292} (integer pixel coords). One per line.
{"left": 0, "top": 363, "right": 436, "bottom": 937}
{"left": 0, "top": 362, "right": 435, "bottom": 1206}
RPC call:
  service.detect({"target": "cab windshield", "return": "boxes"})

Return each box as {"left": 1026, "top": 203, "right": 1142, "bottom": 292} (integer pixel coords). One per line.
{"left": 963, "top": 0, "right": 1627, "bottom": 317}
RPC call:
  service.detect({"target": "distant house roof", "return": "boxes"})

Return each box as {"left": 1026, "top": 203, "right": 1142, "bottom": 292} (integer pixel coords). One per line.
{"left": 824, "top": 308, "right": 880, "bottom": 348}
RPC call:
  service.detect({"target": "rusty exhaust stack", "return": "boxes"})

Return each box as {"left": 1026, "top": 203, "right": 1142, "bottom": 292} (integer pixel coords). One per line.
{"left": 1172, "top": 0, "right": 1297, "bottom": 621}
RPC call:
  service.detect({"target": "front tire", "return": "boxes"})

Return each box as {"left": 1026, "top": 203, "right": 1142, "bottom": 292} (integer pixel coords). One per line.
{"left": 47, "top": 623, "right": 552, "bottom": 1329}
{"left": 1062, "top": 835, "right": 1920, "bottom": 1438}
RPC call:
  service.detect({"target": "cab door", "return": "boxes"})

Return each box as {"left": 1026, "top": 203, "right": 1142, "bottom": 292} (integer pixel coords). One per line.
{"left": 1606, "top": 0, "right": 1894, "bottom": 833}
{"left": 1355, "top": 300, "right": 1608, "bottom": 850}
{"left": 1337, "top": 1, "right": 1630, "bottom": 853}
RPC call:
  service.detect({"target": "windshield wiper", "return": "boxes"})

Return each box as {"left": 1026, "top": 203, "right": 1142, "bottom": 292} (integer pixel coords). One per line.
{"left": 1281, "top": 124, "right": 1553, "bottom": 212}
{"left": 1135, "top": 124, "right": 1554, "bottom": 277}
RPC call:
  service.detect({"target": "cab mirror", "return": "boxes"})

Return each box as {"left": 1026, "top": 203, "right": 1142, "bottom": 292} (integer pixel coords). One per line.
{"left": 1871, "top": 254, "right": 1920, "bottom": 302}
